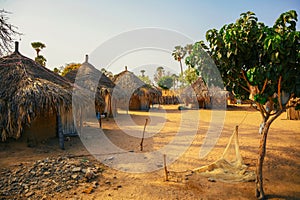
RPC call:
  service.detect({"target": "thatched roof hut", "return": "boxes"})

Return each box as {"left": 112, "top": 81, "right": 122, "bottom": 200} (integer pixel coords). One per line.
{"left": 180, "top": 77, "right": 210, "bottom": 108}
{"left": 64, "top": 55, "right": 118, "bottom": 117}
{"left": 113, "top": 67, "right": 160, "bottom": 111}
{"left": 0, "top": 42, "right": 77, "bottom": 148}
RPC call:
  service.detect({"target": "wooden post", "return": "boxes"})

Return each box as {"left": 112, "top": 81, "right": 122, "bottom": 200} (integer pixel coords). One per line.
{"left": 140, "top": 118, "right": 148, "bottom": 151}
{"left": 57, "top": 106, "right": 65, "bottom": 150}
{"left": 164, "top": 154, "right": 168, "bottom": 181}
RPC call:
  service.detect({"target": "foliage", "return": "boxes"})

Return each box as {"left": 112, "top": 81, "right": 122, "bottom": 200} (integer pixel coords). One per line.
{"left": 172, "top": 46, "right": 186, "bottom": 75}
{"left": 184, "top": 41, "right": 223, "bottom": 87}
{"left": 171, "top": 74, "right": 179, "bottom": 89}
{"left": 183, "top": 67, "right": 198, "bottom": 84}
{"left": 205, "top": 10, "right": 299, "bottom": 108}
{"left": 53, "top": 67, "right": 60, "bottom": 74}
{"left": 0, "top": 9, "right": 22, "bottom": 56}
{"left": 31, "top": 42, "right": 46, "bottom": 56}
{"left": 61, "top": 63, "right": 81, "bottom": 76}
{"left": 201, "top": 10, "right": 299, "bottom": 199}
{"left": 138, "top": 75, "right": 152, "bottom": 85}
{"left": 157, "top": 76, "right": 173, "bottom": 90}
{"left": 31, "top": 41, "right": 47, "bottom": 66}
{"left": 154, "top": 66, "right": 165, "bottom": 83}
{"left": 101, "top": 68, "right": 114, "bottom": 80}
{"left": 35, "top": 55, "right": 47, "bottom": 67}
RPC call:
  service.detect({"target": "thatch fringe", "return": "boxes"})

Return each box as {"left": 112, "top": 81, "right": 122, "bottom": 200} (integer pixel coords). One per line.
{"left": 0, "top": 51, "right": 75, "bottom": 141}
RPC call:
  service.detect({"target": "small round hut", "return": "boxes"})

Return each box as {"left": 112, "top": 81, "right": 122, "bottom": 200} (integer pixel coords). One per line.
{"left": 180, "top": 77, "right": 210, "bottom": 108}
{"left": 113, "top": 67, "right": 159, "bottom": 111}
{"left": 0, "top": 42, "right": 76, "bottom": 148}
{"left": 64, "top": 55, "right": 117, "bottom": 118}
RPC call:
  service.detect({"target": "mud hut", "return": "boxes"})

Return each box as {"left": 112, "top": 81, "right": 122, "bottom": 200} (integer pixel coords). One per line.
{"left": 180, "top": 77, "right": 210, "bottom": 108}
{"left": 286, "top": 97, "right": 300, "bottom": 120}
{"left": 64, "top": 55, "right": 118, "bottom": 118}
{"left": 0, "top": 42, "right": 78, "bottom": 148}
{"left": 113, "top": 67, "right": 159, "bottom": 111}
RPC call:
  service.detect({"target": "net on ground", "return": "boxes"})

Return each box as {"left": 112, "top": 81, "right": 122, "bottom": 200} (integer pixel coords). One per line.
{"left": 193, "top": 126, "right": 255, "bottom": 182}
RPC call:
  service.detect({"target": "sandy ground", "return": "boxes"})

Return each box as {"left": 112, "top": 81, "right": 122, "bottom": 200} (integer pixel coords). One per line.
{"left": 0, "top": 105, "right": 299, "bottom": 199}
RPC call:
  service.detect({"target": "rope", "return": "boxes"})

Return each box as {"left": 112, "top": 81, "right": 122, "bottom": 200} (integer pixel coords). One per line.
{"left": 238, "top": 111, "right": 249, "bottom": 126}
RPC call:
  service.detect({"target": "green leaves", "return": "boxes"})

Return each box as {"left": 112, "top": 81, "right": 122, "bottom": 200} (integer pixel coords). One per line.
{"left": 181, "top": 10, "right": 299, "bottom": 110}
{"left": 254, "top": 94, "right": 268, "bottom": 105}
{"left": 157, "top": 76, "right": 174, "bottom": 90}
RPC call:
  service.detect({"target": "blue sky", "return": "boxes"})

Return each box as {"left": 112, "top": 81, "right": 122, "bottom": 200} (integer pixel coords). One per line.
{"left": 1, "top": 0, "right": 299, "bottom": 76}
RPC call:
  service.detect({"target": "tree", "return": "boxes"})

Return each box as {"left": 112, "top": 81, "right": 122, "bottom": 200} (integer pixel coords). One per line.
{"left": 172, "top": 46, "right": 186, "bottom": 75}
{"left": 184, "top": 41, "right": 223, "bottom": 88}
{"left": 154, "top": 66, "right": 165, "bottom": 83}
{"left": 31, "top": 42, "right": 47, "bottom": 67}
{"left": 61, "top": 63, "right": 81, "bottom": 76}
{"left": 138, "top": 75, "right": 152, "bottom": 85}
{"left": 184, "top": 44, "right": 193, "bottom": 55}
{"left": 31, "top": 42, "right": 46, "bottom": 57}
{"left": 183, "top": 67, "right": 198, "bottom": 84}
{"left": 0, "top": 9, "right": 22, "bottom": 56}
{"left": 138, "top": 69, "right": 152, "bottom": 85}
{"left": 53, "top": 67, "right": 61, "bottom": 74}
{"left": 203, "top": 10, "right": 299, "bottom": 199}
{"left": 157, "top": 76, "right": 173, "bottom": 90}
{"left": 171, "top": 74, "right": 179, "bottom": 90}
{"left": 35, "top": 55, "right": 47, "bottom": 67}
{"left": 101, "top": 68, "right": 114, "bottom": 80}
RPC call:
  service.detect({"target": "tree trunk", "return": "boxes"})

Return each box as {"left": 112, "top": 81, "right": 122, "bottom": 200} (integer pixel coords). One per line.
{"left": 255, "top": 121, "right": 271, "bottom": 199}
{"left": 179, "top": 60, "right": 183, "bottom": 75}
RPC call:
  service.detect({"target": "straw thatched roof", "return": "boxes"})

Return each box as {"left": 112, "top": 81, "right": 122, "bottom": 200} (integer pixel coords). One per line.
{"left": 112, "top": 66, "right": 147, "bottom": 93}
{"left": 112, "top": 66, "right": 160, "bottom": 96}
{"left": 64, "top": 55, "right": 115, "bottom": 91}
{"left": 181, "top": 77, "right": 208, "bottom": 99}
{"left": 112, "top": 67, "right": 161, "bottom": 110}
{"left": 64, "top": 55, "right": 120, "bottom": 113}
{"left": 0, "top": 42, "right": 74, "bottom": 141}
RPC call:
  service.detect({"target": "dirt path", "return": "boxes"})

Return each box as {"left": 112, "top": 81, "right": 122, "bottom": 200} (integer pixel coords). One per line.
{"left": 0, "top": 105, "right": 299, "bottom": 199}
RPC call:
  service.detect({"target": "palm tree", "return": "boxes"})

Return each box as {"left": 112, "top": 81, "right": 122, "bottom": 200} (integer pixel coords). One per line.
{"left": 184, "top": 44, "right": 193, "bottom": 55}
{"left": 140, "top": 69, "right": 145, "bottom": 77}
{"left": 171, "top": 74, "right": 179, "bottom": 90}
{"left": 31, "top": 42, "right": 46, "bottom": 57}
{"left": 154, "top": 66, "right": 165, "bottom": 83}
{"left": 172, "top": 46, "right": 186, "bottom": 75}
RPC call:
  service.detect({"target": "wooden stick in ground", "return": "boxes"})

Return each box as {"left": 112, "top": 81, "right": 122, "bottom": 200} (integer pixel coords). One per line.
{"left": 140, "top": 118, "right": 148, "bottom": 151}
{"left": 164, "top": 154, "right": 168, "bottom": 181}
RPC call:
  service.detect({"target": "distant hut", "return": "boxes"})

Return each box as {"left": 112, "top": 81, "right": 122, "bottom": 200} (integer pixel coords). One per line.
{"left": 180, "top": 77, "right": 210, "bottom": 108}
{"left": 113, "top": 67, "right": 159, "bottom": 111}
{"left": 0, "top": 42, "right": 80, "bottom": 148}
{"left": 64, "top": 55, "right": 116, "bottom": 118}
{"left": 286, "top": 97, "right": 300, "bottom": 120}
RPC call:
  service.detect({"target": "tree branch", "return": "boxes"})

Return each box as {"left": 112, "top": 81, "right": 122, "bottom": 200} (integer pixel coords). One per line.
{"left": 241, "top": 70, "right": 253, "bottom": 89}
{"left": 260, "top": 78, "right": 268, "bottom": 94}
{"left": 257, "top": 103, "right": 266, "bottom": 119}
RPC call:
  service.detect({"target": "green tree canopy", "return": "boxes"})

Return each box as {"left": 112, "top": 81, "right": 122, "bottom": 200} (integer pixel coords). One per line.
{"left": 172, "top": 46, "right": 186, "bottom": 75}
{"left": 157, "top": 76, "right": 173, "bottom": 90}
{"left": 31, "top": 41, "right": 47, "bottom": 67}
{"left": 138, "top": 69, "right": 152, "bottom": 85}
{"left": 31, "top": 41, "right": 46, "bottom": 56}
{"left": 183, "top": 67, "right": 198, "bottom": 84}
{"left": 200, "top": 10, "right": 299, "bottom": 199}
{"left": 154, "top": 66, "right": 165, "bottom": 83}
